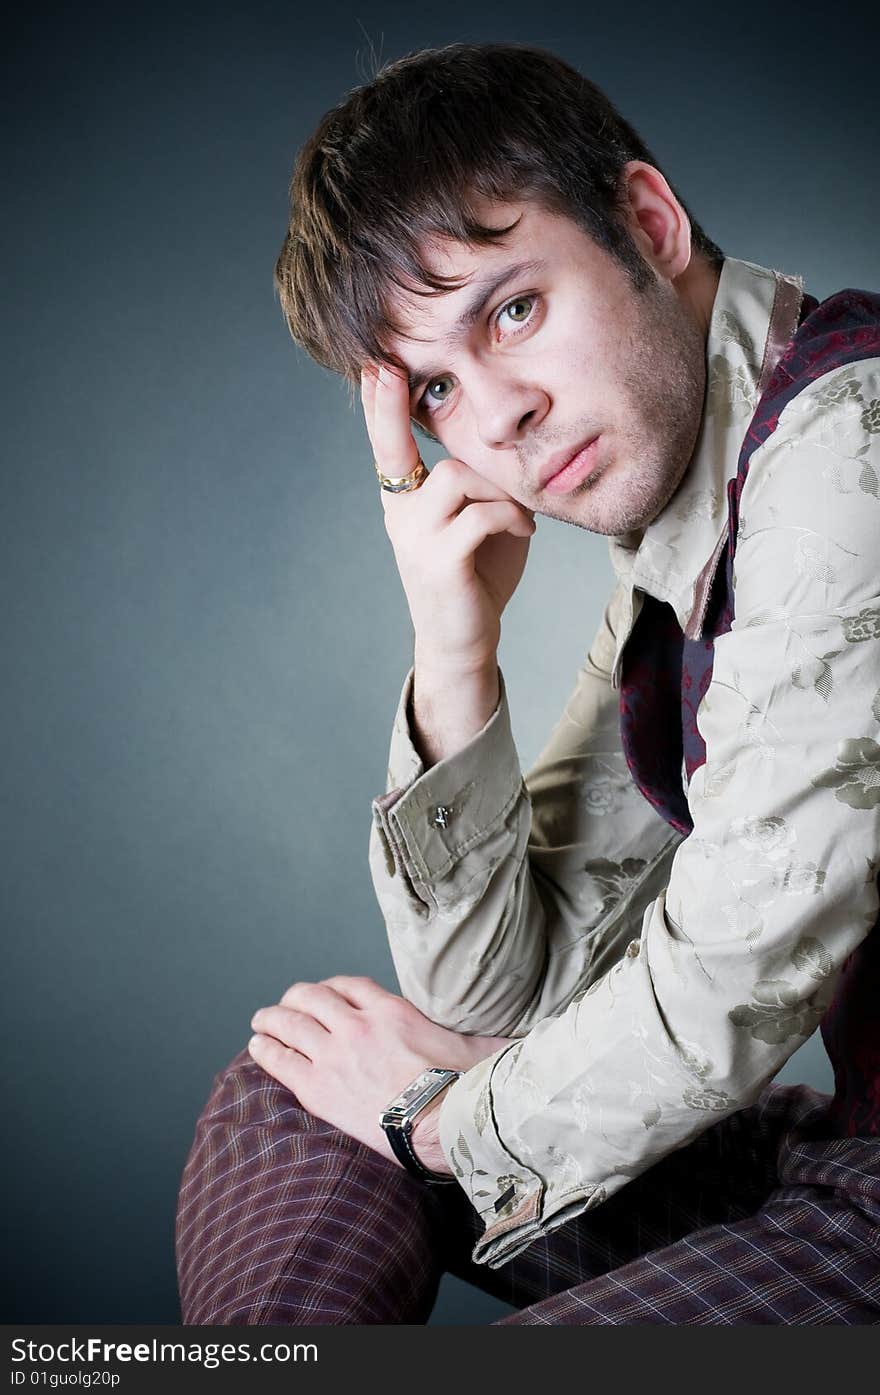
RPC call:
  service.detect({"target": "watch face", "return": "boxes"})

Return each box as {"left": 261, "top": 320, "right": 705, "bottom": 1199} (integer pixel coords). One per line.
{"left": 397, "top": 1073, "right": 435, "bottom": 1111}
{"left": 387, "top": 1069, "right": 457, "bottom": 1120}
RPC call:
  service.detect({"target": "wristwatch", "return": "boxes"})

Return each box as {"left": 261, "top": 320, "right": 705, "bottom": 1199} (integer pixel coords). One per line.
{"left": 380, "top": 1067, "right": 462, "bottom": 1184}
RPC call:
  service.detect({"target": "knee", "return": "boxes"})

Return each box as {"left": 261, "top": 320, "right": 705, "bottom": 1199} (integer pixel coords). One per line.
{"left": 176, "top": 1043, "right": 313, "bottom": 1230}
{"left": 194, "top": 1044, "right": 294, "bottom": 1132}
{"left": 175, "top": 1044, "right": 305, "bottom": 1321}
{"left": 174, "top": 1044, "right": 437, "bottom": 1325}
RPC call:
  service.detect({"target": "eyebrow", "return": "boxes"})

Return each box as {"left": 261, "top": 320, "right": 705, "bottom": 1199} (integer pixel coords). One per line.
{"left": 404, "top": 257, "right": 548, "bottom": 400}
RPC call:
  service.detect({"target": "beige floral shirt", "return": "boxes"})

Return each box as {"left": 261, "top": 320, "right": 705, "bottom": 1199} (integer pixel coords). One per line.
{"left": 368, "top": 257, "right": 880, "bottom": 1268}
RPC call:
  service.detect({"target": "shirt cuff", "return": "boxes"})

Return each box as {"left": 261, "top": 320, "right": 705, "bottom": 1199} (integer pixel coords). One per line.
{"left": 370, "top": 665, "right": 523, "bottom": 892}
{"left": 437, "top": 1043, "right": 608, "bottom": 1268}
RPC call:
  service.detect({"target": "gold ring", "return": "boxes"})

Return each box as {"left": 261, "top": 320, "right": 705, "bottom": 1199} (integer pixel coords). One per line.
{"left": 375, "top": 457, "right": 428, "bottom": 493}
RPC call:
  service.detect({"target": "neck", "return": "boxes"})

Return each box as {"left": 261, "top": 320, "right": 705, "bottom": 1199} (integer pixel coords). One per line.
{"left": 674, "top": 253, "right": 722, "bottom": 339}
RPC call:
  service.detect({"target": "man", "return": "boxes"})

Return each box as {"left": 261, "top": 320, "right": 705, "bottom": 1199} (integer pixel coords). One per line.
{"left": 175, "top": 42, "right": 880, "bottom": 1323}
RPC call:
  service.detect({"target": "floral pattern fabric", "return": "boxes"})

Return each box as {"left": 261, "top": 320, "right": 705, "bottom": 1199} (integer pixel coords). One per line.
{"left": 367, "top": 258, "right": 880, "bottom": 1268}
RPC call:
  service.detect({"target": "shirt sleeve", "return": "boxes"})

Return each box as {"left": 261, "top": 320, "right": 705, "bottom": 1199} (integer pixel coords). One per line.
{"left": 435, "top": 357, "right": 880, "bottom": 1269}
{"left": 368, "top": 582, "right": 682, "bottom": 1038}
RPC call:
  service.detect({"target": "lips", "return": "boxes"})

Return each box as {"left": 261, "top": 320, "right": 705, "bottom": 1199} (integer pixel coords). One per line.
{"left": 539, "top": 436, "right": 601, "bottom": 493}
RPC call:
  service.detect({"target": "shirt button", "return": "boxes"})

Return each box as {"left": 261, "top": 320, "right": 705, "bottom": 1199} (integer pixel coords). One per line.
{"left": 432, "top": 804, "right": 453, "bottom": 829}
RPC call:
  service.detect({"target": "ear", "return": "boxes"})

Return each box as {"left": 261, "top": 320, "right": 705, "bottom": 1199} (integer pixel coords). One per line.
{"left": 619, "top": 161, "right": 692, "bottom": 281}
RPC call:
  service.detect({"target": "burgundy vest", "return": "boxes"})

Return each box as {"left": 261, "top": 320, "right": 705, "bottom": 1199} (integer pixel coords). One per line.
{"left": 619, "top": 286, "right": 880, "bottom": 1138}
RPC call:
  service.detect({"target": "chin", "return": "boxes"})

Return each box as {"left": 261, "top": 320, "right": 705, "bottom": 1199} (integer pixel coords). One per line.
{"left": 589, "top": 454, "right": 691, "bottom": 536}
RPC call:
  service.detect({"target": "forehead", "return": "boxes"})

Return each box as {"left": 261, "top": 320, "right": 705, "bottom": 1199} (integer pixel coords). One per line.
{"left": 384, "top": 199, "right": 555, "bottom": 339}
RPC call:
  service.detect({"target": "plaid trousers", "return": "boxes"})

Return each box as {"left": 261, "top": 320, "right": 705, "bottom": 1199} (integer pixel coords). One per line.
{"left": 175, "top": 1048, "right": 880, "bottom": 1325}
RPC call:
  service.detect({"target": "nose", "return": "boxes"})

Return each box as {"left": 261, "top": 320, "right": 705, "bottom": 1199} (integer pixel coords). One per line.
{"left": 467, "top": 361, "right": 550, "bottom": 451}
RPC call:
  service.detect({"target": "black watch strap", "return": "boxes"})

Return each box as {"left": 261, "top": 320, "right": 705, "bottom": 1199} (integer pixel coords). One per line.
{"left": 380, "top": 1067, "right": 461, "bottom": 1185}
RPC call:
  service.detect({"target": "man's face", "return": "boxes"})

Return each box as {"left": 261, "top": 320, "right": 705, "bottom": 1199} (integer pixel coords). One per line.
{"left": 384, "top": 197, "right": 708, "bottom": 536}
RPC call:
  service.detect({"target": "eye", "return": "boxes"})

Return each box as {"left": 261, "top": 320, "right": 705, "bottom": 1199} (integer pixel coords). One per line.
{"left": 416, "top": 292, "right": 542, "bottom": 416}
{"left": 498, "top": 295, "right": 536, "bottom": 328}
{"left": 422, "top": 376, "right": 455, "bottom": 409}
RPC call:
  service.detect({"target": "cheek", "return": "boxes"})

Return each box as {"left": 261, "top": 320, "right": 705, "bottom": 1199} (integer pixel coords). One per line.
{"left": 433, "top": 414, "right": 487, "bottom": 472}
{"left": 442, "top": 429, "right": 520, "bottom": 492}
{"left": 560, "top": 340, "right": 636, "bottom": 425}
{"left": 550, "top": 326, "right": 601, "bottom": 392}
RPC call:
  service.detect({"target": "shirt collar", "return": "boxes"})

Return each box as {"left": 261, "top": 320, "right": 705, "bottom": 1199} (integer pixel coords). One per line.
{"left": 606, "top": 257, "right": 804, "bottom": 635}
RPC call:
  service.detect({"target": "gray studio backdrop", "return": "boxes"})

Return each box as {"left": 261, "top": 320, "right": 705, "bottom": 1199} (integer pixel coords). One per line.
{"left": 4, "top": 0, "right": 878, "bottom": 1325}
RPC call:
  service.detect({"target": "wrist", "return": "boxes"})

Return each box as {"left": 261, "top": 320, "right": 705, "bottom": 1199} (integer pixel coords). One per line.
{"left": 410, "top": 1085, "right": 455, "bottom": 1177}
{"left": 410, "top": 661, "right": 501, "bottom": 768}
{"left": 413, "top": 643, "right": 499, "bottom": 677}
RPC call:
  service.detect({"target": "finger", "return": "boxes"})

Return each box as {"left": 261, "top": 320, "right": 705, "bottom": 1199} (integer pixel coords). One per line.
{"left": 317, "top": 974, "right": 391, "bottom": 1009}
{"left": 278, "top": 980, "right": 360, "bottom": 1028}
{"left": 446, "top": 498, "right": 537, "bottom": 553}
{"left": 372, "top": 363, "right": 421, "bottom": 476}
{"left": 250, "top": 1004, "right": 329, "bottom": 1059}
{"left": 384, "top": 457, "right": 538, "bottom": 544}
{"left": 406, "top": 457, "right": 533, "bottom": 530}
{"left": 248, "top": 1032, "right": 308, "bottom": 1091}
{"left": 360, "top": 363, "right": 378, "bottom": 444}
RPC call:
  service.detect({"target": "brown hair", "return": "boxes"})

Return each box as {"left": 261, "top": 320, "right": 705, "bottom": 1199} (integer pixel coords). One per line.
{"left": 274, "top": 41, "right": 722, "bottom": 421}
